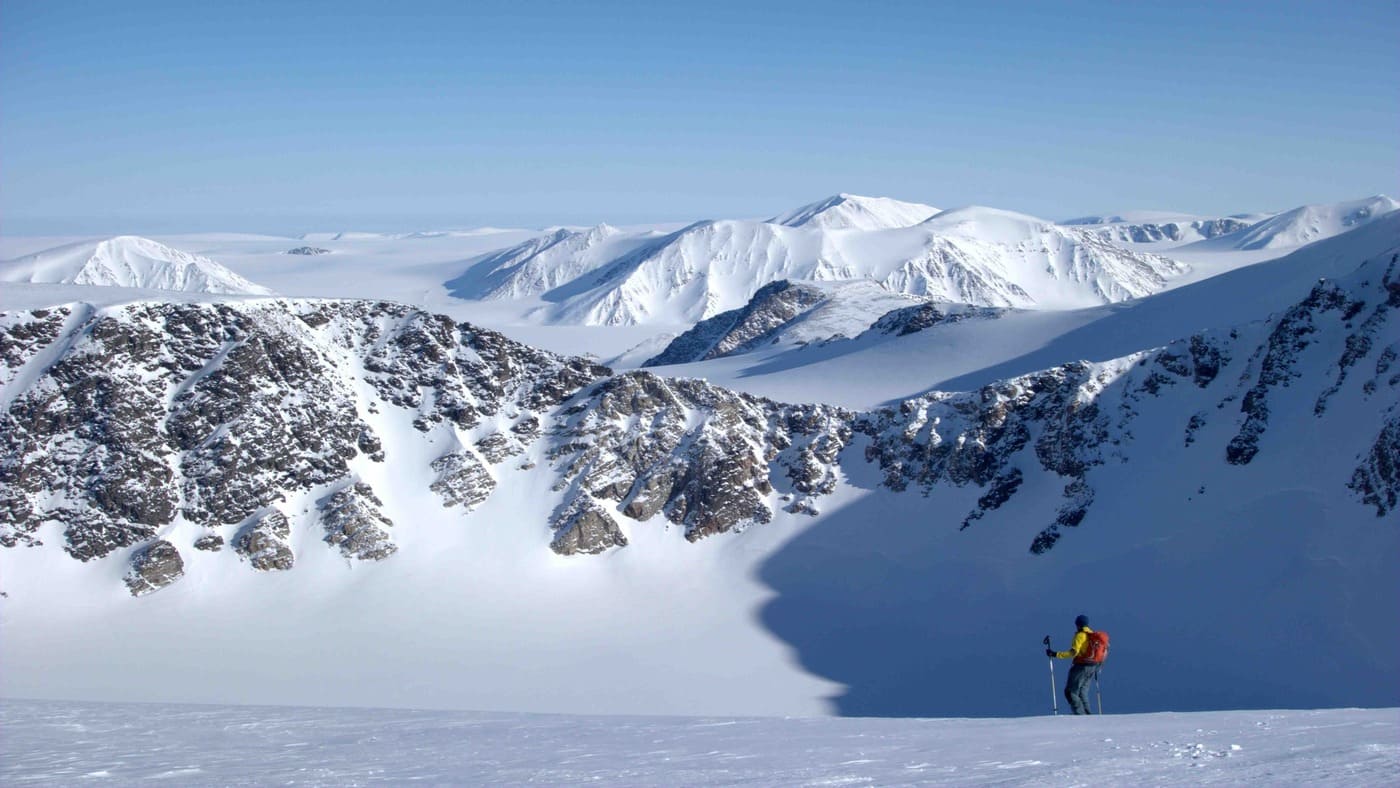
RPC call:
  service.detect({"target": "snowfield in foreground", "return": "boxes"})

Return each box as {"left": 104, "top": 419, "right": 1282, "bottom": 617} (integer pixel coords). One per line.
{"left": 1, "top": 701, "right": 1395, "bottom": 786}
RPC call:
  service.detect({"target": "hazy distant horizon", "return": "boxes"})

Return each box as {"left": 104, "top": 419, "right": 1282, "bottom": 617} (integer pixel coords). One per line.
{"left": 3, "top": 0, "right": 1396, "bottom": 236}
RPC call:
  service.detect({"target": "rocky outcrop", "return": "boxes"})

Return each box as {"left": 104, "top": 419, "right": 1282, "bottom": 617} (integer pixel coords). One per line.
{"left": 0, "top": 307, "right": 72, "bottom": 388}
{"left": 1227, "top": 275, "right": 1373, "bottom": 465}
{"left": 0, "top": 299, "right": 603, "bottom": 572}
{"left": 167, "top": 305, "right": 371, "bottom": 528}
{"left": 644, "top": 281, "right": 828, "bottom": 365}
{"left": 1087, "top": 218, "right": 1253, "bottom": 245}
{"left": 286, "top": 247, "right": 331, "bottom": 256}
{"left": 430, "top": 451, "right": 495, "bottom": 510}
{"left": 1350, "top": 416, "right": 1399, "bottom": 516}
{"left": 320, "top": 483, "right": 397, "bottom": 561}
{"left": 2, "top": 307, "right": 184, "bottom": 559}
{"left": 234, "top": 510, "right": 295, "bottom": 571}
{"left": 2, "top": 243, "right": 1396, "bottom": 589}
{"left": 549, "top": 372, "right": 851, "bottom": 543}
{"left": 550, "top": 497, "right": 627, "bottom": 555}
{"left": 858, "top": 362, "right": 1116, "bottom": 550}
{"left": 341, "top": 305, "right": 606, "bottom": 431}
{"left": 867, "top": 302, "right": 1003, "bottom": 337}
{"left": 124, "top": 540, "right": 185, "bottom": 596}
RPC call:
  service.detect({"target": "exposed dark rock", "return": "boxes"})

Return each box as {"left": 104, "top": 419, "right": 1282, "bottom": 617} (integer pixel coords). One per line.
{"left": 234, "top": 510, "right": 295, "bottom": 571}
{"left": 474, "top": 432, "right": 522, "bottom": 464}
{"left": 193, "top": 534, "right": 224, "bottom": 552}
{"left": 0, "top": 299, "right": 604, "bottom": 581}
{"left": 1350, "top": 415, "right": 1399, "bottom": 516}
{"left": 0, "top": 307, "right": 71, "bottom": 386}
{"left": 62, "top": 508, "right": 157, "bottom": 561}
{"left": 869, "top": 302, "right": 1002, "bottom": 337}
{"left": 960, "top": 469, "right": 1023, "bottom": 530}
{"left": 510, "top": 415, "right": 541, "bottom": 438}
{"left": 644, "top": 281, "right": 828, "bottom": 365}
{"left": 1227, "top": 279, "right": 1366, "bottom": 464}
{"left": 320, "top": 483, "right": 397, "bottom": 561}
{"left": 429, "top": 451, "right": 496, "bottom": 510}
{"left": 550, "top": 497, "right": 627, "bottom": 555}
{"left": 1030, "top": 478, "right": 1096, "bottom": 554}
{"left": 124, "top": 540, "right": 185, "bottom": 596}
{"left": 167, "top": 307, "right": 368, "bottom": 528}
{"left": 1317, "top": 257, "right": 1397, "bottom": 415}
{"left": 549, "top": 372, "right": 851, "bottom": 543}
{"left": 1185, "top": 412, "right": 1208, "bottom": 446}
{"left": 286, "top": 247, "right": 332, "bottom": 256}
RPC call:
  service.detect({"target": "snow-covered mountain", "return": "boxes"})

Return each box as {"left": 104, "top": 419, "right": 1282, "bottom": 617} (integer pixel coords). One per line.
{"left": 447, "top": 201, "right": 1188, "bottom": 325}
{"left": 767, "top": 193, "right": 940, "bottom": 230}
{"left": 1074, "top": 215, "right": 1256, "bottom": 245}
{"left": 445, "top": 223, "right": 665, "bottom": 301}
{"left": 1, "top": 214, "right": 1396, "bottom": 716}
{"left": 0, "top": 236, "right": 275, "bottom": 295}
{"left": 1225, "top": 194, "right": 1399, "bottom": 250}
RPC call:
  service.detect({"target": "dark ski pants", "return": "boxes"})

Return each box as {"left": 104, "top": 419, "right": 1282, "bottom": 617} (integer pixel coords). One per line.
{"left": 1064, "top": 662, "right": 1101, "bottom": 715}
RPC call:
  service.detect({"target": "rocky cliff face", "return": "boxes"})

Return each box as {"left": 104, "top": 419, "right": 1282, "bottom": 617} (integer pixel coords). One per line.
{"left": 644, "top": 281, "right": 829, "bottom": 365}
{"left": 2, "top": 248, "right": 1395, "bottom": 594}
{"left": 546, "top": 372, "right": 851, "bottom": 548}
{"left": 0, "top": 299, "right": 606, "bottom": 587}
{"left": 1087, "top": 218, "right": 1253, "bottom": 245}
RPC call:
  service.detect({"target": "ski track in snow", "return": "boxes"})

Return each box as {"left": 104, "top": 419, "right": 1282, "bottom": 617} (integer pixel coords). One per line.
{"left": 2, "top": 700, "right": 1395, "bottom": 786}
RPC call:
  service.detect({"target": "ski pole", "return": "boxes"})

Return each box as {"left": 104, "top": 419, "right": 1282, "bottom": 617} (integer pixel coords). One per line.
{"left": 1095, "top": 670, "right": 1103, "bottom": 715}
{"left": 1043, "top": 636, "right": 1058, "bottom": 715}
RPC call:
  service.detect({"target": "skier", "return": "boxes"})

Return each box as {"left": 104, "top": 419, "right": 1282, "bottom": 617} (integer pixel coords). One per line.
{"left": 1046, "top": 614, "right": 1103, "bottom": 715}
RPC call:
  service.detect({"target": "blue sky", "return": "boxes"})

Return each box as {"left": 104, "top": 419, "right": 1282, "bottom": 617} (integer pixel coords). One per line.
{"left": 2, "top": 0, "right": 1397, "bottom": 235}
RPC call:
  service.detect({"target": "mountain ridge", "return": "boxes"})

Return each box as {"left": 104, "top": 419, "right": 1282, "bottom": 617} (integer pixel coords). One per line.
{"left": 0, "top": 236, "right": 275, "bottom": 295}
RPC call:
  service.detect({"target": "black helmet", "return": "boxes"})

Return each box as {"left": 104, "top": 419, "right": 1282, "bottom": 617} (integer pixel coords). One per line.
{"left": 1074, "top": 614, "right": 1090, "bottom": 629}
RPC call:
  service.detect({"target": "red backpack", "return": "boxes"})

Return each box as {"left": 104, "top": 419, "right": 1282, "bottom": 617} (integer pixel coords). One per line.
{"left": 1077, "top": 630, "right": 1109, "bottom": 665}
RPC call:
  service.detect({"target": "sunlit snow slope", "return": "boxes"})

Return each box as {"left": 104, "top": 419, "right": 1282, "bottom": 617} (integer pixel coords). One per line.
{"left": 1225, "top": 194, "right": 1399, "bottom": 251}
{"left": 2, "top": 214, "right": 1396, "bottom": 718}
{"left": 447, "top": 198, "right": 1187, "bottom": 325}
{"left": 0, "top": 236, "right": 275, "bottom": 295}
{"left": 768, "top": 193, "right": 941, "bottom": 230}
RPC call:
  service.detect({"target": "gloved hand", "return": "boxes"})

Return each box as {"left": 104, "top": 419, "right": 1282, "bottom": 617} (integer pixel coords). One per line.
{"left": 1045, "top": 648, "right": 1056, "bottom": 657}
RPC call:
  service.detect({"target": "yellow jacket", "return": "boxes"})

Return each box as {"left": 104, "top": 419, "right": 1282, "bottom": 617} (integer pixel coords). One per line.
{"left": 1054, "top": 627, "right": 1093, "bottom": 661}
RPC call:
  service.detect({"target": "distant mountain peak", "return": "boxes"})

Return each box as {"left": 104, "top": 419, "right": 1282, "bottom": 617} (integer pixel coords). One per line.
{"left": 1229, "top": 194, "right": 1400, "bottom": 251}
{"left": 1, "top": 236, "right": 275, "bottom": 295}
{"left": 769, "top": 194, "right": 941, "bottom": 231}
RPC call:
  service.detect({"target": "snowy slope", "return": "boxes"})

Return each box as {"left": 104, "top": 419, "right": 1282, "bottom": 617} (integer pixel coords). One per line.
{"left": 661, "top": 210, "right": 1400, "bottom": 409}
{"left": 444, "top": 223, "right": 666, "bottom": 301}
{"left": 446, "top": 202, "right": 1188, "bottom": 325}
{"left": 0, "top": 236, "right": 275, "bottom": 295}
{"left": 1, "top": 225, "right": 1397, "bottom": 717}
{"left": 768, "top": 193, "right": 940, "bottom": 230}
{"left": 1224, "top": 194, "right": 1400, "bottom": 250}
{"left": 3, "top": 700, "right": 1396, "bottom": 786}
{"left": 643, "top": 279, "right": 923, "bottom": 365}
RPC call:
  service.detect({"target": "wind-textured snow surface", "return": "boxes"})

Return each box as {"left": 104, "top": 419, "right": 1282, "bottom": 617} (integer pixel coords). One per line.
{"left": 0, "top": 236, "right": 275, "bottom": 295}
{"left": 2, "top": 700, "right": 1396, "bottom": 786}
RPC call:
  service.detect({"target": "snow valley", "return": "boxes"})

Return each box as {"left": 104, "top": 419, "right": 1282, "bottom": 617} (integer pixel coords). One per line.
{"left": 0, "top": 193, "right": 1397, "bottom": 726}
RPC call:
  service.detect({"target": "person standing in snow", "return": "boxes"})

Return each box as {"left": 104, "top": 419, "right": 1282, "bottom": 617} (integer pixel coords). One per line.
{"left": 1047, "top": 614, "right": 1102, "bottom": 715}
